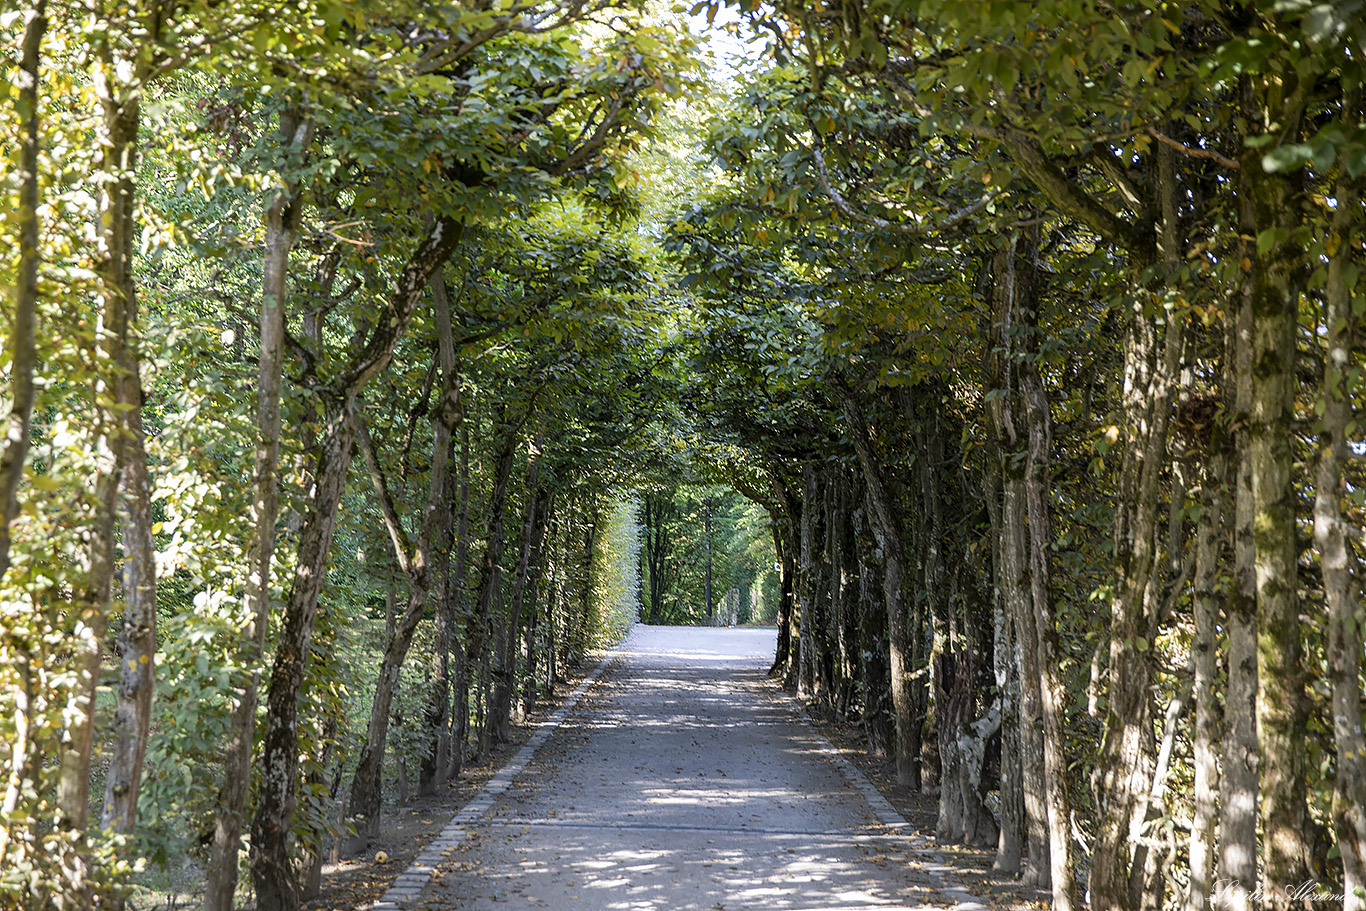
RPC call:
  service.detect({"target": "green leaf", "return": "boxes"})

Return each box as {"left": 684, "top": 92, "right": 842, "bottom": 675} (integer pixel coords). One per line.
{"left": 1302, "top": 5, "right": 1338, "bottom": 43}
{"left": 1257, "top": 227, "right": 1293, "bottom": 254}
{"left": 1261, "top": 143, "right": 1313, "bottom": 173}
{"left": 1311, "top": 141, "right": 1337, "bottom": 171}
{"left": 1346, "top": 147, "right": 1366, "bottom": 179}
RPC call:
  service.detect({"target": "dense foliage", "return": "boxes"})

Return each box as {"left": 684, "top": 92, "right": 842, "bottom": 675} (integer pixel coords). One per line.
{"left": 1, "top": 1, "right": 1363, "bottom": 911}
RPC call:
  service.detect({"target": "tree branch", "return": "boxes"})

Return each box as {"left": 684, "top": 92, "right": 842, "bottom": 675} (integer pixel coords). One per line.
{"left": 803, "top": 126, "right": 998, "bottom": 236}
{"left": 1146, "top": 127, "right": 1240, "bottom": 171}
{"left": 1001, "top": 130, "right": 1153, "bottom": 259}
{"left": 354, "top": 413, "right": 420, "bottom": 582}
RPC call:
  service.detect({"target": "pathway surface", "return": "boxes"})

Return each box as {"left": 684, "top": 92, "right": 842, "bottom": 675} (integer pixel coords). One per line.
{"left": 384, "top": 625, "right": 975, "bottom": 911}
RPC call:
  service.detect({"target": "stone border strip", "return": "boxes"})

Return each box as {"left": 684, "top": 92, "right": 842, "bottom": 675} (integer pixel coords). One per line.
{"left": 768, "top": 685, "right": 993, "bottom": 911}
{"left": 370, "top": 648, "right": 619, "bottom": 910}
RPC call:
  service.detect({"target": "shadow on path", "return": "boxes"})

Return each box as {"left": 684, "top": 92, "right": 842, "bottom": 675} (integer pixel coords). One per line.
{"left": 364, "top": 625, "right": 993, "bottom": 911}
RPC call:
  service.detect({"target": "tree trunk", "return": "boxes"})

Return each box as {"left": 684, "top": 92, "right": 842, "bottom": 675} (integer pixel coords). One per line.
{"left": 642, "top": 492, "right": 673, "bottom": 623}
{"left": 1186, "top": 447, "right": 1226, "bottom": 911}
{"left": 0, "top": 0, "right": 44, "bottom": 581}
{"left": 347, "top": 585, "right": 428, "bottom": 841}
{"left": 573, "top": 515, "right": 597, "bottom": 660}
{"left": 1217, "top": 199, "right": 1260, "bottom": 911}
{"left": 797, "top": 465, "right": 819, "bottom": 699}
{"left": 101, "top": 67, "right": 160, "bottom": 857}
{"left": 347, "top": 395, "right": 469, "bottom": 842}
{"left": 982, "top": 435, "right": 1024, "bottom": 876}
{"left": 840, "top": 389, "right": 919, "bottom": 789}
{"left": 704, "top": 497, "right": 714, "bottom": 624}
{"left": 1245, "top": 136, "right": 1311, "bottom": 910}
{"left": 59, "top": 49, "right": 143, "bottom": 907}
{"left": 545, "top": 527, "right": 563, "bottom": 691}
{"left": 984, "top": 236, "right": 1050, "bottom": 887}
{"left": 1010, "top": 223, "right": 1080, "bottom": 909}
{"left": 1022, "top": 344, "right": 1079, "bottom": 911}
{"left": 1314, "top": 169, "right": 1365, "bottom": 911}
{"left": 998, "top": 426, "right": 1050, "bottom": 887}
{"left": 205, "top": 104, "right": 314, "bottom": 911}
{"left": 769, "top": 525, "right": 796, "bottom": 678}
{"left": 767, "top": 471, "right": 799, "bottom": 680}
{"left": 830, "top": 470, "right": 858, "bottom": 717}
{"left": 251, "top": 405, "right": 356, "bottom": 911}
{"left": 465, "top": 413, "right": 524, "bottom": 756}
{"left": 935, "top": 652, "right": 998, "bottom": 846}
{"left": 419, "top": 272, "right": 460, "bottom": 796}
{"left": 854, "top": 501, "right": 893, "bottom": 758}
{"left": 992, "top": 581, "right": 1025, "bottom": 875}
{"left": 447, "top": 408, "right": 472, "bottom": 781}
{"left": 251, "top": 215, "right": 465, "bottom": 911}
{"left": 522, "top": 502, "right": 554, "bottom": 718}
{"left": 489, "top": 444, "right": 546, "bottom": 747}
{"left": 1090, "top": 270, "right": 1182, "bottom": 911}
{"left": 101, "top": 405, "right": 157, "bottom": 836}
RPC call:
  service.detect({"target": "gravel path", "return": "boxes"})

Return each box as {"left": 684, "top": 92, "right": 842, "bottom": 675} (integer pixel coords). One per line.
{"left": 377, "top": 625, "right": 981, "bottom": 911}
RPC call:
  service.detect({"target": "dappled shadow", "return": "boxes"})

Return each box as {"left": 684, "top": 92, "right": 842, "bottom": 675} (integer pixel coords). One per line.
{"left": 433, "top": 823, "right": 941, "bottom": 909}
{"left": 420, "top": 626, "right": 940, "bottom": 910}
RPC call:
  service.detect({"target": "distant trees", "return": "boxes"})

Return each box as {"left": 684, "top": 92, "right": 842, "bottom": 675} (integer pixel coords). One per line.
{"left": 638, "top": 485, "right": 776, "bottom": 626}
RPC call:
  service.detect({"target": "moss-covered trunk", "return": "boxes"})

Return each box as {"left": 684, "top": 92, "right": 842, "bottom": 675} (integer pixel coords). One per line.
{"left": 1244, "top": 132, "right": 1311, "bottom": 911}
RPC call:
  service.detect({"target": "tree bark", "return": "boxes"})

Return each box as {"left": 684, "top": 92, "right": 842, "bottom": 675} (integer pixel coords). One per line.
{"left": 345, "top": 411, "right": 449, "bottom": 843}
{"left": 935, "top": 651, "right": 998, "bottom": 846}
{"left": 704, "top": 496, "right": 715, "bottom": 624}
{"left": 205, "top": 104, "right": 314, "bottom": 911}
{"left": 840, "top": 388, "right": 919, "bottom": 788}
{"left": 1186, "top": 447, "right": 1226, "bottom": 911}
{"left": 797, "top": 464, "right": 819, "bottom": 698}
{"left": 767, "top": 471, "right": 799, "bottom": 681}
{"left": 1090, "top": 268, "right": 1182, "bottom": 911}
{"left": 447, "top": 406, "right": 472, "bottom": 780}
{"left": 1022, "top": 352, "right": 1079, "bottom": 911}
{"left": 489, "top": 443, "right": 546, "bottom": 746}
{"left": 984, "top": 236, "right": 1050, "bottom": 887}
{"left": 769, "top": 525, "right": 797, "bottom": 678}
{"left": 1314, "top": 170, "right": 1365, "bottom": 911}
{"left": 830, "top": 469, "right": 857, "bottom": 716}
{"left": 419, "top": 272, "right": 460, "bottom": 796}
{"left": 1246, "top": 148, "right": 1311, "bottom": 911}
{"left": 853, "top": 499, "right": 894, "bottom": 758}
{"left": 642, "top": 491, "right": 674, "bottom": 623}
{"left": 251, "top": 215, "right": 465, "bottom": 911}
{"left": 101, "top": 15, "right": 159, "bottom": 859}
{"left": 464, "top": 411, "right": 525, "bottom": 758}
{"left": 59, "top": 45, "right": 143, "bottom": 907}
{"left": 251, "top": 402, "right": 355, "bottom": 910}
{"left": 992, "top": 580, "right": 1025, "bottom": 875}
{"left": 1218, "top": 269, "right": 1261, "bottom": 911}
{"left": 0, "top": 0, "right": 44, "bottom": 581}
{"left": 522, "top": 501, "right": 554, "bottom": 717}
{"left": 981, "top": 432, "right": 1024, "bottom": 876}
{"left": 101, "top": 402, "right": 157, "bottom": 837}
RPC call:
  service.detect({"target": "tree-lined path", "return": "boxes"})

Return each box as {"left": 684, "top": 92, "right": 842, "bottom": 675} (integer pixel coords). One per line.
{"left": 5, "top": 2, "right": 1365, "bottom": 910}
{"left": 406, "top": 626, "right": 951, "bottom": 911}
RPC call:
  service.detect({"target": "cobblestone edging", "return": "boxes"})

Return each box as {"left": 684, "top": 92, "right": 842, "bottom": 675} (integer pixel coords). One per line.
{"left": 769, "top": 686, "right": 994, "bottom": 911}
{"left": 370, "top": 650, "right": 618, "bottom": 910}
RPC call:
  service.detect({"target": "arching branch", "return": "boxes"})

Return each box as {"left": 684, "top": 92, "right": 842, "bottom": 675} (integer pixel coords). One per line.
{"left": 802, "top": 125, "right": 999, "bottom": 236}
